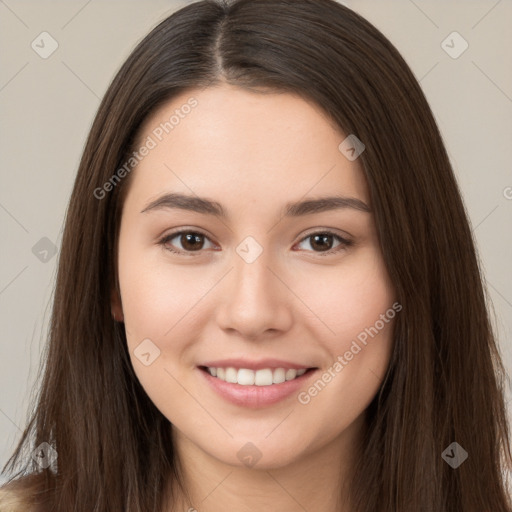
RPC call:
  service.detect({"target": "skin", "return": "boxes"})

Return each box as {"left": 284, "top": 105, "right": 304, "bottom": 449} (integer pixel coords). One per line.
{"left": 112, "top": 83, "right": 397, "bottom": 512}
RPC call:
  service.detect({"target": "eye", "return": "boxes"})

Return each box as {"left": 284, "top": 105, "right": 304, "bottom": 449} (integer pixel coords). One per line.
{"left": 158, "top": 229, "right": 216, "bottom": 256}
{"left": 294, "top": 230, "right": 353, "bottom": 256}
{"left": 158, "top": 229, "right": 353, "bottom": 256}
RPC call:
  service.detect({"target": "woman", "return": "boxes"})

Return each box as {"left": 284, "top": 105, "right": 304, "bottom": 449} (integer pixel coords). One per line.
{"left": 1, "top": 0, "right": 511, "bottom": 510}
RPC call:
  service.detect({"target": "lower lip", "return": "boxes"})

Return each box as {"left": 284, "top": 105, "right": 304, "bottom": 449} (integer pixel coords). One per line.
{"left": 198, "top": 367, "right": 317, "bottom": 408}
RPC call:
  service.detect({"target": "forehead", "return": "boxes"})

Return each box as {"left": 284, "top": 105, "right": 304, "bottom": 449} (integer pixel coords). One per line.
{"left": 127, "top": 84, "right": 369, "bottom": 211}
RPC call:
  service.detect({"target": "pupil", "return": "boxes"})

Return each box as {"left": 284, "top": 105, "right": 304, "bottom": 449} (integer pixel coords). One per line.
{"left": 312, "top": 234, "right": 332, "bottom": 251}
{"left": 182, "top": 233, "right": 203, "bottom": 251}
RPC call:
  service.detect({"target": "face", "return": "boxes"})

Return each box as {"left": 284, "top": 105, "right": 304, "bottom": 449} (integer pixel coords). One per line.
{"left": 113, "top": 84, "right": 397, "bottom": 470}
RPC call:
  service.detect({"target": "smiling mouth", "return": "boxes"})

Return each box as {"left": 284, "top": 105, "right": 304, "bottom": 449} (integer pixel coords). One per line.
{"left": 198, "top": 366, "right": 317, "bottom": 386}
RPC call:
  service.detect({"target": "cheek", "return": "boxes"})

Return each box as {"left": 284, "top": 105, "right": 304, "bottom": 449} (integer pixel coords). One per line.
{"left": 117, "top": 236, "right": 193, "bottom": 335}
{"left": 301, "top": 278, "right": 395, "bottom": 432}
{"left": 294, "top": 247, "right": 396, "bottom": 345}
{"left": 116, "top": 242, "right": 190, "bottom": 387}
{"left": 117, "top": 244, "right": 199, "bottom": 423}
{"left": 293, "top": 248, "right": 396, "bottom": 409}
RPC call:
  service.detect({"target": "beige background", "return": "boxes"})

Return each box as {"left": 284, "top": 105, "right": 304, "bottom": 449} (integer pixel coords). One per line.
{"left": 1, "top": 0, "right": 511, "bottom": 483}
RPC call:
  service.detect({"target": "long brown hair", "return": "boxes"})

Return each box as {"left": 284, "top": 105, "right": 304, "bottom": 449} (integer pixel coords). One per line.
{"left": 2, "top": 0, "right": 511, "bottom": 510}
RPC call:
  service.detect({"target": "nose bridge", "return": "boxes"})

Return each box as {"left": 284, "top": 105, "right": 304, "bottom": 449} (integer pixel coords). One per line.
{"left": 232, "top": 237, "right": 279, "bottom": 308}
{"left": 234, "top": 241, "right": 274, "bottom": 298}
{"left": 215, "top": 236, "right": 293, "bottom": 338}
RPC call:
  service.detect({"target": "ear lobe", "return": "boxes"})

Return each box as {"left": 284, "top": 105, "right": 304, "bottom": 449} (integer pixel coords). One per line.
{"left": 110, "top": 288, "right": 124, "bottom": 322}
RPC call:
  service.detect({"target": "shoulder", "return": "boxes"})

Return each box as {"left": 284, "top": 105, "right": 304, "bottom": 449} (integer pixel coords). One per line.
{"left": 0, "top": 474, "right": 47, "bottom": 512}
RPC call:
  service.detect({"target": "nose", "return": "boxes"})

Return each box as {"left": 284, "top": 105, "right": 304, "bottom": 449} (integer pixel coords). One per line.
{"left": 215, "top": 247, "right": 294, "bottom": 341}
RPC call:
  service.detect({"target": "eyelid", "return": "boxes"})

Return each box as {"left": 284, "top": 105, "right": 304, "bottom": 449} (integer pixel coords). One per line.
{"left": 298, "top": 226, "right": 353, "bottom": 242}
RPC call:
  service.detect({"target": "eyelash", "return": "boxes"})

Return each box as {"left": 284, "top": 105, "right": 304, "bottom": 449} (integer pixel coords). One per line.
{"left": 157, "top": 229, "right": 353, "bottom": 257}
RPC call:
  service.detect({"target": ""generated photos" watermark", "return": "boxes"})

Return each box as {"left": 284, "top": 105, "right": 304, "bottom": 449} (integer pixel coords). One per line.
{"left": 298, "top": 301, "right": 402, "bottom": 405}
{"left": 93, "top": 97, "right": 198, "bottom": 200}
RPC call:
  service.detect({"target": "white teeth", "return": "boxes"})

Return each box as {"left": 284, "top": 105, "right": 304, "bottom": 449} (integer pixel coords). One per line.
{"left": 254, "top": 369, "right": 273, "bottom": 386}
{"left": 285, "top": 369, "right": 297, "bottom": 381}
{"left": 237, "top": 368, "right": 255, "bottom": 385}
{"left": 225, "top": 367, "right": 237, "bottom": 383}
{"left": 206, "top": 366, "right": 309, "bottom": 386}
{"left": 272, "top": 368, "right": 286, "bottom": 384}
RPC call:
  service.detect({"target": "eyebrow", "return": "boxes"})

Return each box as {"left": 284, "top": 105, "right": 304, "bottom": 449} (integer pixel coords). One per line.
{"left": 140, "top": 192, "right": 371, "bottom": 217}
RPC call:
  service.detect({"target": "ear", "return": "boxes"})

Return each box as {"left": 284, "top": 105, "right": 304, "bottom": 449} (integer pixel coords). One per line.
{"left": 111, "top": 287, "right": 124, "bottom": 322}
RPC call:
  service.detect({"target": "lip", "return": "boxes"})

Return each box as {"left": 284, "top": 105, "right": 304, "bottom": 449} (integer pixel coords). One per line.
{"left": 197, "top": 366, "right": 318, "bottom": 408}
{"left": 201, "top": 358, "right": 312, "bottom": 371}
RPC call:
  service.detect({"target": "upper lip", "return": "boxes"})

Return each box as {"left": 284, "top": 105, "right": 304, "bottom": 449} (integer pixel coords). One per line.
{"left": 200, "top": 358, "right": 316, "bottom": 371}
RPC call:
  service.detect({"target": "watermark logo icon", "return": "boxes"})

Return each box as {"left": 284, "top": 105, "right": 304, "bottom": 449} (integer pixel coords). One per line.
{"left": 236, "top": 236, "right": 263, "bottom": 264}
{"left": 32, "top": 237, "right": 57, "bottom": 263}
{"left": 441, "top": 31, "right": 468, "bottom": 59}
{"left": 338, "top": 134, "right": 365, "bottom": 161}
{"left": 441, "top": 442, "right": 468, "bottom": 468}
{"left": 31, "top": 442, "right": 58, "bottom": 469}
{"left": 31, "top": 31, "right": 59, "bottom": 59}
{"left": 237, "top": 442, "right": 262, "bottom": 468}
{"left": 134, "top": 338, "right": 161, "bottom": 366}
